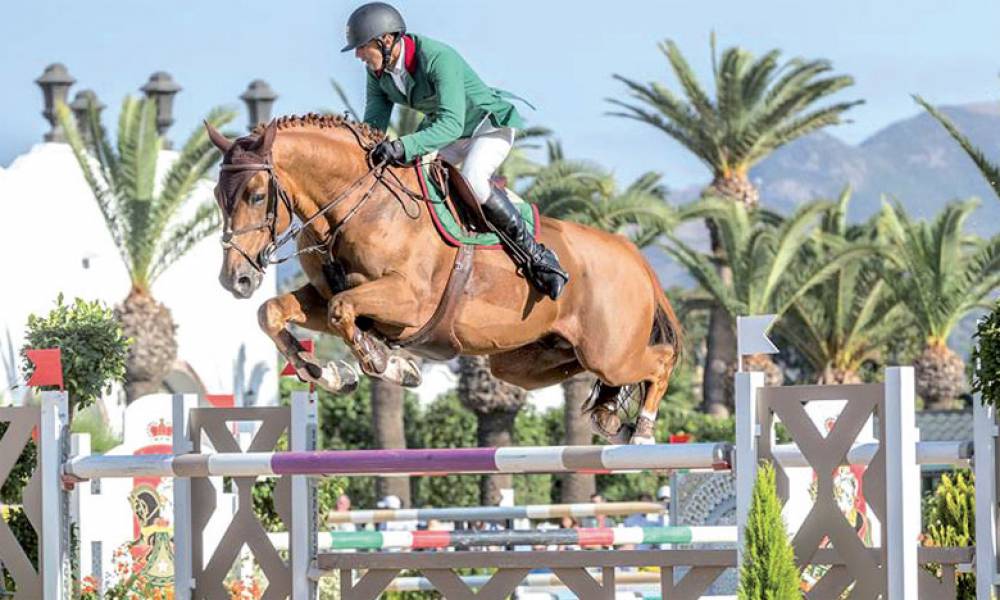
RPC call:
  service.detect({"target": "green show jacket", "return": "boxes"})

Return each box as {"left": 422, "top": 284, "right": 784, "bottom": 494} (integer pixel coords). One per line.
{"left": 362, "top": 34, "right": 526, "bottom": 161}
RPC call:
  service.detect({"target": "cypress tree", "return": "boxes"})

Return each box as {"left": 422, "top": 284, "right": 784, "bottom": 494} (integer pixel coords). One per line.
{"left": 738, "top": 461, "right": 801, "bottom": 599}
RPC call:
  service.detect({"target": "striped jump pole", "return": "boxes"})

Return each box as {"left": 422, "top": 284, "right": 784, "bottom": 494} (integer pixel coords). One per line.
{"left": 270, "top": 526, "right": 738, "bottom": 551}
{"left": 385, "top": 570, "right": 663, "bottom": 592}
{"left": 62, "top": 442, "right": 732, "bottom": 481}
{"left": 326, "top": 501, "right": 667, "bottom": 524}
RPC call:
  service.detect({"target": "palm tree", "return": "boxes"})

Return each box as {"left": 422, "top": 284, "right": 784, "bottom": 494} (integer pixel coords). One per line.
{"left": 56, "top": 97, "right": 235, "bottom": 402}
{"left": 913, "top": 94, "right": 1000, "bottom": 201}
{"left": 779, "top": 190, "right": 908, "bottom": 384}
{"left": 877, "top": 199, "right": 1000, "bottom": 409}
{"left": 662, "top": 198, "right": 868, "bottom": 406}
{"left": 525, "top": 147, "right": 677, "bottom": 499}
{"left": 609, "top": 35, "right": 861, "bottom": 415}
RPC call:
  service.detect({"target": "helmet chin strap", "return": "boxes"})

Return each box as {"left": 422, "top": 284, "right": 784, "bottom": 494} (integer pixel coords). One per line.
{"left": 375, "top": 33, "right": 401, "bottom": 78}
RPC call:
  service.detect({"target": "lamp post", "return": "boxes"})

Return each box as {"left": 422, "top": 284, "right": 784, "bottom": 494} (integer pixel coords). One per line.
{"left": 69, "top": 90, "right": 106, "bottom": 147}
{"left": 141, "top": 71, "right": 182, "bottom": 149}
{"left": 35, "top": 63, "right": 76, "bottom": 142}
{"left": 240, "top": 79, "right": 278, "bottom": 131}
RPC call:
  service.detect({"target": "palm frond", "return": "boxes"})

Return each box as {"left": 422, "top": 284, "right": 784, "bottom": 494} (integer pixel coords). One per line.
{"left": 151, "top": 106, "right": 236, "bottom": 242}
{"left": 330, "top": 78, "right": 362, "bottom": 121}
{"left": 148, "top": 202, "right": 220, "bottom": 283}
{"left": 914, "top": 94, "right": 1000, "bottom": 201}
{"left": 55, "top": 102, "right": 132, "bottom": 272}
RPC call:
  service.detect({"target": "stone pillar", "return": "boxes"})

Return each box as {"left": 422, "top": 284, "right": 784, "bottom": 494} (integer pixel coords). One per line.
{"left": 35, "top": 63, "right": 76, "bottom": 142}
{"left": 240, "top": 79, "right": 278, "bottom": 131}
{"left": 69, "top": 90, "right": 105, "bottom": 147}
{"left": 141, "top": 71, "right": 182, "bottom": 149}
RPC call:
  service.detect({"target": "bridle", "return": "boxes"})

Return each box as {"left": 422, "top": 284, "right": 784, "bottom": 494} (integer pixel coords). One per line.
{"left": 217, "top": 126, "right": 425, "bottom": 274}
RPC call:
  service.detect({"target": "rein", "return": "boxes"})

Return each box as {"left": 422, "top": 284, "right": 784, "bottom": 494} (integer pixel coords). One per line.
{"left": 218, "top": 129, "right": 425, "bottom": 273}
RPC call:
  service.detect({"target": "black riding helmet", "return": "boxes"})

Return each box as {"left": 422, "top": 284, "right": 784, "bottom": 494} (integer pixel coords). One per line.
{"left": 341, "top": 2, "right": 406, "bottom": 52}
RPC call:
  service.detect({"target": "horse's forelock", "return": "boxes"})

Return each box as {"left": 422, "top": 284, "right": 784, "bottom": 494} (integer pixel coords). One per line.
{"left": 218, "top": 137, "right": 268, "bottom": 214}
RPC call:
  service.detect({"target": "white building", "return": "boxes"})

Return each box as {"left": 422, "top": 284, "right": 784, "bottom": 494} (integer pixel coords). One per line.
{"left": 0, "top": 139, "right": 279, "bottom": 418}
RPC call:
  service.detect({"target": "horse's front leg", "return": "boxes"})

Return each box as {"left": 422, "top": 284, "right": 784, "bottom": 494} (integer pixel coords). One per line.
{"left": 327, "top": 275, "right": 424, "bottom": 387}
{"left": 258, "top": 284, "right": 359, "bottom": 393}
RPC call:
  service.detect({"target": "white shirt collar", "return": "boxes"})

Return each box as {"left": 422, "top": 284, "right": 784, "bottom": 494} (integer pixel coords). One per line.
{"left": 390, "top": 39, "right": 407, "bottom": 75}
{"left": 387, "top": 39, "right": 408, "bottom": 94}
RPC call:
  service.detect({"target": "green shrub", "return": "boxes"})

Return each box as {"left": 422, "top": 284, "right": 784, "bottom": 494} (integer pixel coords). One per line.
{"left": 738, "top": 461, "right": 801, "bottom": 600}
{"left": 923, "top": 471, "right": 975, "bottom": 599}
{"left": 21, "top": 294, "right": 129, "bottom": 416}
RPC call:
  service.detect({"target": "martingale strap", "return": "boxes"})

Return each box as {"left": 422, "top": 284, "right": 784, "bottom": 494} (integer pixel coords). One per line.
{"left": 393, "top": 242, "right": 475, "bottom": 361}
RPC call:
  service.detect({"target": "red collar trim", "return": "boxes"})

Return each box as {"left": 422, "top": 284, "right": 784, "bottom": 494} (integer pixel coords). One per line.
{"left": 402, "top": 35, "right": 417, "bottom": 74}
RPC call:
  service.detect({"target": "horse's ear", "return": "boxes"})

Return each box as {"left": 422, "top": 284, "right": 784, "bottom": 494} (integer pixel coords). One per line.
{"left": 255, "top": 120, "right": 278, "bottom": 154}
{"left": 204, "top": 121, "right": 233, "bottom": 153}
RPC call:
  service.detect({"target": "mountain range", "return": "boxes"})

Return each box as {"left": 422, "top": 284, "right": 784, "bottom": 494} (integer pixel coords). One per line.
{"left": 752, "top": 102, "right": 1000, "bottom": 230}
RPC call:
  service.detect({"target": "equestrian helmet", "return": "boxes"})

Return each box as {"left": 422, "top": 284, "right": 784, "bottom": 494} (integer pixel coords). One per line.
{"left": 341, "top": 2, "right": 406, "bottom": 52}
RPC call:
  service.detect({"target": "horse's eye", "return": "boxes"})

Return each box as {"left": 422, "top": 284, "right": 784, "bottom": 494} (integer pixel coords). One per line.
{"left": 250, "top": 192, "right": 266, "bottom": 205}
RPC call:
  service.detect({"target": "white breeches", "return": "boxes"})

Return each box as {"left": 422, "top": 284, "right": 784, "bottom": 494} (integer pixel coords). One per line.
{"left": 437, "top": 122, "right": 515, "bottom": 204}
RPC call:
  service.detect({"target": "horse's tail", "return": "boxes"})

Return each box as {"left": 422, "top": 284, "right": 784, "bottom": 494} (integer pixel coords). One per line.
{"left": 641, "top": 259, "right": 683, "bottom": 366}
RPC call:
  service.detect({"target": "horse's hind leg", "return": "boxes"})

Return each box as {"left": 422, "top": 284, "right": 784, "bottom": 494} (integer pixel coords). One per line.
{"left": 258, "top": 284, "right": 359, "bottom": 393}
{"left": 580, "top": 343, "right": 677, "bottom": 445}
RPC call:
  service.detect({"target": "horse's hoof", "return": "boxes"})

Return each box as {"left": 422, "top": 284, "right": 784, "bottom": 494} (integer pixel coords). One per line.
{"left": 381, "top": 355, "right": 422, "bottom": 388}
{"left": 590, "top": 409, "right": 631, "bottom": 444}
{"left": 335, "top": 360, "right": 360, "bottom": 393}
{"left": 311, "top": 361, "right": 355, "bottom": 393}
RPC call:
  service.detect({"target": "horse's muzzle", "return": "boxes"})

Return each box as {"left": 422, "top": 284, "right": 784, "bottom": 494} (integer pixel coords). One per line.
{"left": 221, "top": 268, "right": 263, "bottom": 299}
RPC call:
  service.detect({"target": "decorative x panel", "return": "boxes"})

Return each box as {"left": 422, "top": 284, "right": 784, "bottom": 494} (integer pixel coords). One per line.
{"left": 758, "top": 384, "right": 886, "bottom": 600}
{"left": 189, "top": 407, "right": 292, "bottom": 600}
{"left": 0, "top": 408, "right": 42, "bottom": 599}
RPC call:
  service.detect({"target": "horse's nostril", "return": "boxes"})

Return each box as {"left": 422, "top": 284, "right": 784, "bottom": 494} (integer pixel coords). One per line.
{"left": 237, "top": 275, "right": 253, "bottom": 292}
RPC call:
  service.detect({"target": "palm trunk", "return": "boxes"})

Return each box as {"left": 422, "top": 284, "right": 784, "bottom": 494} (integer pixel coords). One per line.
{"left": 476, "top": 408, "right": 519, "bottom": 506}
{"left": 371, "top": 378, "right": 411, "bottom": 506}
{"left": 704, "top": 305, "right": 736, "bottom": 417}
{"left": 560, "top": 373, "right": 596, "bottom": 502}
{"left": 703, "top": 174, "right": 758, "bottom": 417}
{"left": 914, "top": 341, "right": 966, "bottom": 411}
{"left": 458, "top": 355, "right": 527, "bottom": 506}
{"left": 116, "top": 288, "right": 178, "bottom": 404}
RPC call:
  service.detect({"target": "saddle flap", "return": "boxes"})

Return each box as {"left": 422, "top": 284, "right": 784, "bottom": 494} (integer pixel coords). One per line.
{"left": 435, "top": 158, "right": 492, "bottom": 233}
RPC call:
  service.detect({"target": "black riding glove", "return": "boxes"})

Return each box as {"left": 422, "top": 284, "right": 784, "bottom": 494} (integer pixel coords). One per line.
{"left": 371, "top": 139, "right": 407, "bottom": 166}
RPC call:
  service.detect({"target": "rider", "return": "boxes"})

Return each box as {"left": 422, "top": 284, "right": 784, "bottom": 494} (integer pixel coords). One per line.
{"left": 342, "top": 2, "right": 569, "bottom": 300}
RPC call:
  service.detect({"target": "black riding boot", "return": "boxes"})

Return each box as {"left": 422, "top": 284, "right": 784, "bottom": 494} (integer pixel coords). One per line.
{"left": 481, "top": 188, "right": 569, "bottom": 300}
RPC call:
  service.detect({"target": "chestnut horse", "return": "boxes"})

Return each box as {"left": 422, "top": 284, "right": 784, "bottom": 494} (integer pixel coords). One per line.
{"left": 206, "top": 114, "right": 681, "bottom": 444}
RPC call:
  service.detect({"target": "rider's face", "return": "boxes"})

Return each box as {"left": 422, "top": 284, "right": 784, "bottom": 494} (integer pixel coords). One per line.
{"left": 354, "top": 34, "right": 395, "bottom": 72}
{"left": 355, "top": 41, "right": 382, "bottom": 71}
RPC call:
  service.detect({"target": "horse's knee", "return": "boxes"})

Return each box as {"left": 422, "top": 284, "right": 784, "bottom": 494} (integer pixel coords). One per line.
{"left": 327, "top": 299, "right": 352, "bottom": 327}
{"left": 257, "top": 299, "right": 285, "bottom": 335}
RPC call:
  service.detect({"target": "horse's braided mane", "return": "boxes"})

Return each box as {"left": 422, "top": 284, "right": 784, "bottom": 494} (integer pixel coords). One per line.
{"left": 249, "top": 112, "right": 386, "bottom": 145}
{"left": 218, "top": 113, "right": 385, "bottom": 213}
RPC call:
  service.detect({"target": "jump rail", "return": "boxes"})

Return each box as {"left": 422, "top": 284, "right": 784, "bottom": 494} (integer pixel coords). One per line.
{"left": 62, "top": 441, "right": 733, "bottom": 481}
{"left": 269, "top": 525, "right": 738, "bottom": 551}
{"left": 325, "top": 500, "right": 666, "bottom": 524}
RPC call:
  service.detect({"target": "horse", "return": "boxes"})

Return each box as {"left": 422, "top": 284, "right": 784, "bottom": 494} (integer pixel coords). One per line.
{"left": 206, "top": 114, "right": 681, "bottom": 444}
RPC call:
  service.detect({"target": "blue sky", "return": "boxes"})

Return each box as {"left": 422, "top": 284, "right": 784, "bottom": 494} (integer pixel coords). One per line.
{"left": 2, "top": 0, "right": 999, "bottom": 188}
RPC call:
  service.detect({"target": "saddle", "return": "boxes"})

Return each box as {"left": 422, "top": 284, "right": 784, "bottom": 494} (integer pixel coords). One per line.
{"left": 416, "top": 158, "right": 540, "bottom": 247}
{"left": 377, "top": 159, "right": 540, "bottom": 361}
